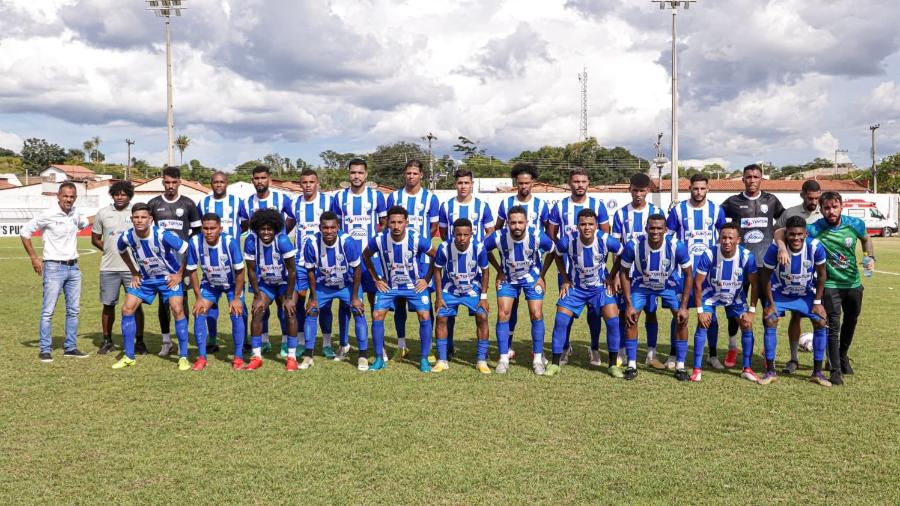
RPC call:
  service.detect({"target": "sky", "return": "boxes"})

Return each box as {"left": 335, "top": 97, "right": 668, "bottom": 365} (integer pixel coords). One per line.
{"left": 1, "top": 0, "right": 899, "bottom": 172}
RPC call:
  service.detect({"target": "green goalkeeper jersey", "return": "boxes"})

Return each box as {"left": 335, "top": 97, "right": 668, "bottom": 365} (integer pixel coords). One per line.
{"left": 806, "top": 215, "right": 867, "bottom": 289}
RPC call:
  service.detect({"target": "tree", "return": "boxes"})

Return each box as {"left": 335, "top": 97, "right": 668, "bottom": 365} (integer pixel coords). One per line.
{"left": 82, "top": 139, "right": 94, "bottom": 162}
{"left": 319, "top": 150, "right": 358, "bottom": 170}
{"left": 66, "top": 148, "right": 85, "bottom": 162}
{"left": 88, "top": 136, "right": 103, "bottom": 163}
{"left": 21, "top": 138, "right": 66, "bottom": 172}
{"left": 452, "top": 136, "right": 485, "bottom": 159}
{"left": 263, "top": 153, "right": 287, "bottom": 176}
{"left": 510, "top": 138, "right": 645, "bottom": 185}
{"left": 368, "top": 141, "right": 428, "bottom": 188}
{"left": 0, "top": 147, "right": 15, "bottom": 157}
{"left": 175, "top": 135, "right": 190, "bottom": 166}
{"left": 296, "top": 157, "right": 313, "bottom": 171}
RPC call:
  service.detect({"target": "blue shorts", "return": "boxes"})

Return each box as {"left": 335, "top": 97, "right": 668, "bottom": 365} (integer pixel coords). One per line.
{"left": 618, "top": 292, "right": 659, "bottom": 312}
{"left": 558, "top": 286, "right": 616, "bottom": 317}
{"left": 630, "top": 287, "right": 682, "bottom": 313}
{"left": 199, "top": 284, "right": 243, "bottom": 304}
{"left": 311, "top": 286, "right": 362, "bottom": 313}
{"left": 766, "top": 296, "right": 822, "bottom": 321}
{"left": 360, "top": 258, "right": 384, "bottom": 294}
{"left": 702, "top": 300, "right": 748, "bottom": 318}
{"left": 295, "top": 265, "right": 309, "bottom": 292}
{"left": 497, "top": 279, "right": 544, "bottom": 301}
{"left": 373, "top": 288, "right": 432, "bottom": 312}
{"left": 437, "top": 292, "right": 485, "bottom": 317}
{"left": 127, "top": 277, "right": 184, "bottom": 305}
{"left": 257, "top": 282, "right": 289, "bottom": 301}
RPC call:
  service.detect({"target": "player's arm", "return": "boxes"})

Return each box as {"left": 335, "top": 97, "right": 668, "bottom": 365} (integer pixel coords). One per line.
{"left": 433, "top": 264, "right": 445, "bottom": 310}
{"left": 188, "top": 202, "right": 202, "bottom": 237}
{"left": 742, "top": 270, "right": 759, "bottom": 327}
{"left": 282, "top": 257, "right": 297, "bottom": 316}
{"left": 306, "top": 268, "right": 317, "bottom": 311}
{"left": 813, "top": 261, "right": 827, "bottom": 319}
{"left": 164, "top": 233, "right": 188, "bottom": 289}
{"left": 758, "top": 265, "right": 776, "bottom": 319}
{"left": 230, "top": 268, "right": 245, "bottom": 316}
{"left": 350, "top": 263, "right": 364, "bottom": 314}
{"left": 19, "top": 213, "right": 47, "bottom": 275}
{"left": 772, "top": 227, "right": 791, "bottom": 266}
{"left": 693, "top": 268, "right": 711, "bottom": 327}
{"left": 618, "top": 268, "right": 636, "bottom": 326}
{"left": 860, "top": 232, "right": 875, "bottom": 269}
{"left": 429, "top": 222, "right": 439, "bottom": 239}
{"left": 245, "top": 259, "right": 263, "bottom": 313}
{"left": 91, "top": 232, "right": 104, "bottom": 252}
{"left": 677, "top": 264, "right": 692, "bottom": 324}
{"left": 188, "top": 269, "right": 206, "bottom": 316}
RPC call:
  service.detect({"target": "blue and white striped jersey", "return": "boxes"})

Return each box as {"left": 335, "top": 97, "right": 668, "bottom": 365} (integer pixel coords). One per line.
{"left": 244, "top": 190, "right": 293, "bottom": 222}
{"left": 612, "top": 202, "right": 661, "bottom": 243}
{"left": 186, "top": 233, "right": 244, "bottom": 290}
{"left": 292, "top": 192, "right": 333, "bottom": 251}
{"left": 366, "top": 231, "right": 433, "bottom": 290}
{"left": 116, "top": 226, "right": 187, "bottom": 279}
{"left": 666, "top": 200, "right": 727, "bottom": 264}
{"left": 496, "top": 195, "right": 550, "bottom": 231}
{"left": 557, "top": 231, "right": 622, "bottom": 289}
{"left": 438, "top": 197, "right": 494, "bottom": 242}
{"left": 331, "top": 187, "right": 387, "bottom": 246}
{"left": 483, "top": 226, "right": 555, "bottom": 286}
{"left": 620, "top": 235, "right": 691, "bottom": 292}
{"left": 243, "top": 232, "right": 296, "bottom": 286}
{"left": 386, "top": 187, "right": 440, "bottom": 239}
{"left": 549, "top": 196, "right": 610, "bottom": 236}
{"left": 434, "top": 240, "right": 489, "bottom": 297}
{"left": 762, "top": 238, "right": 826, "bottom": 299}
{"left": 696, "top": 245, "right": 757, "bottom": 306}
{"left": 198, "top": 194, "right": 246, "bottom": 239}
{"left": 303, "top": 231, "right": 361, "bottom": 290}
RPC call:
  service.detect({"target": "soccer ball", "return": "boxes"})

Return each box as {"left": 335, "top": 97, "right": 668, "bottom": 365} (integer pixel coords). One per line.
{"left": 798, "top": 332, "right": 814, "bottom": 352}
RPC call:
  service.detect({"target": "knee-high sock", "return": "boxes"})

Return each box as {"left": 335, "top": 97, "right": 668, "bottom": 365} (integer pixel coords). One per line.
{"left": 394, "top": 304, "right": 408, "bottom": 341}
{"left": 669, "top": 319, "right": 677, "bottom": 355}
{"left": 447, "top": 315, "right": 456, "bottom": 352}
{"left": 531, "top": 318, "right": 545, "bottom": 355}
{"left": 508, "top": 304, "right": 519, "bottom": 347}
{"left": 372, "top": 320, "right": 385, "bottom": 358}
{"left": 552, "top": 312, "right": 572, "bottom": 355}
{"left": 122, "top": 314, "right": 136, "bottom": 359}
{"left": 606, "top": 316, "right": 621, "bottom": 355}
{"left": 741, "top": 329, "right": 754, "bottom": 369}
{"left": 250, "top": 335, "right": 262, "bottom": 357}
{"left": 206, "top": 306, "right": 218, "bottom": 345}
{"left": 764, "top": 327, "right": 777, "bottom": 362}
{"left": 320, "top": 303, "right": 337, "bottom": 344}
{"left": 354, "top": 314, "right": 368, "bottom": 352}
{"left": 708, "top": 313, "right": 719, "bottom": 356}
{"left": 587, "top": 311, "right": 602, "bottom": 350}
{"left": 476, "top": 339, "right": 489, "bottom": 361}
{"left": 194, "top": 316, "right": 208, "bottom": 359}
{"left": 646, "top": 320, "right": 659, "bottom": 349}
{"left": 813, "top": 327, "right": 827, "bottom": 363}
{"left": 693, "top": 327, "right": 707, "bottom": 370}
{"left": 675, "top": 339, "right": 688, "bottom": 366}
{"left": 174, "top": 317, "right": 189, "bottom": 358}
{"left": 625, "top": 336, "right": 638, "bottom": 363}
{"left": 419, "top": 319, "right": 433, "bottom": 360}
{"left": 230, "top": 314, "right": 245, "bottom": 359}
{"left": 286, "top": 335, "right": 298, "bottom": 358}
{"left": 304, "top": 315, "right": 318, "bottom": 351}
{"left": 338, "top": 303, "right": 351, "bottom": 347}
{"left": 437, "top": 336, "right": 448, "bottom": 361}
{"left": 563, "top": 315, "right": 575, "bottom": 350}
{"left": 497, "top": 321, "right": 510, "bottom": 356}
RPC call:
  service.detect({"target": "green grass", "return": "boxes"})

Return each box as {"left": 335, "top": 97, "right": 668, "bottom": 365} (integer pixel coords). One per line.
{"left": 1, "top": 237, "right": 899, "bottom": 504}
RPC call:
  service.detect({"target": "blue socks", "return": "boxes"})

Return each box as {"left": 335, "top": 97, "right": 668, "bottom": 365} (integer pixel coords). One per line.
{"left": 437, "top": 337, "right": 448, "bottom": 361}
{"left": 206, "top": 306, "right": 218, "bottom": 345}
{"left": 476, "top": 339, "right": 489, "bottom": 362}
{"left": 606, "top": 316, "right": 621, "bottom": 355}
{"left": 395, "top": 304, "right": 408, "bottom": 340}
{"left": 646, "top": 320, "right": 659, "bottom": 349}
{"left": 372, "top": 320, "right": 385, "bottom": 357}
{"left": 250, "top": 335, "right": 262, "bottom": 350}
{"left": 764, "top": 327, "right": 777, "bottom": 362}
{"left": 675, "top": 338, "right": 688, "bottom": 366}
{"left": 286, "top": 335, "right": 298, "bottom": 353}
{"left": 193, "top": 316, "right": 208, "bottom": 359}
{"left": 354, "top": 314, "right": 368, "bottom": 351}
{"left": 813, "top": 327, "right": 827, "bottom": 363}
{"left": 304, "top": 315, "right": 318, "bottom": 351}
{"left": 693, "top": 327, "right": 707, "bottom": 370}
{"left": 418, "top": 319, "right": 433, "bottom": 359}
{"left": 530, "top": 318, "right": 545, "bottom": 355}
{"left": 497, "top": 321, "right": 510, "bottom": 355}
{"left": 551, "top": 312, "right": 572, "bottom": 355}
{"left": 174, "top": 317, "right": 188, "bottom": 358}
{"left": 625, "top": 337, "right": 638, "bottom": 363}
{"left": 230, "top": 314, "right": 245, "bottom": 359}
{"left": 122, "top": 314, "right": 136, "bottom": 359}
{"left": 741, "top": 329, "right": 754, "bottom": 368}
{"left": 587, "top": 311, "right": 602, "bottom": 350}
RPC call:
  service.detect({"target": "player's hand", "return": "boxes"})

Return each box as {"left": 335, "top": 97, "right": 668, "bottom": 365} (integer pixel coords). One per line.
{"left": 375, "top": 278, "right": 389, "bottom": 293}
{"left": 230, "top": 299, "right": 244, "bottom": 317}
{"left": 625, "top": 306, "right": 637, "bottom": 326}
{"left": 192, "top": 300, "right": 207, "bottom": 317}
{"left": 697, "top": 312, "right": 712, "bottom": 328}
{"left": 605, "top": 277, "right": 618, "bottom": 296}
{"left": 812, "top": 303, "right": 826, "bottom": 320}
{"left": 495, "top": 273, "right": 507, "bottom": 290}
{"left": 166, "top": 272, "right": 183, "bottom": 290}
{"left": 740, "top": 310, "right": 755, "bottom": 327}
{"left": 30, "top": 257, "right": 42, "bottom": 275}
{"left": 677, "top": 307, "right": 689, "bottom": 325}
{"left": 559, "top": 281, "right": 571, "bottom": 299}
{"left": 282, "top": 298, "right": 297, "bottom": 317}
{"left": 764, "top": 304, "right": 778, "bottom": 323}
{"left": 252, "top": 297, "right": 267, "bottom": 315}
{"left": 535, "top": 277, "right": 546, "bottom": 294}
{"left": 435, "top": 296, "right": 448, "bottom": 312}
{"left": 351, "top": 296, "right": 365, "bottom": 315}
{"left": 777, "top": 245, "right": 790, "bottom": 266}
{"left": 478, "top": 298, "right": 490, "bottom": 314}
{"left": 130, "top": 274, "right": 142, "bottom": 289}
{"left": 414, "top": 279, "right": 428, "bottom": 293}
{"left": 306, "top": 297, "right": 318, "bottom": 313}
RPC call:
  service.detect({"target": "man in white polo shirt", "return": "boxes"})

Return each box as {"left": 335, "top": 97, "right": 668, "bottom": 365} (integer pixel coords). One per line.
{"left": 21, "top": 181, "right": 91, "bottom": 362}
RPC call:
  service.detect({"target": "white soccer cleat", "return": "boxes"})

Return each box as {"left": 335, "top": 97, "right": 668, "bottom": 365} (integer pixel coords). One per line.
{"left": 532, "top": 361, "right": 546, "bottom": 376}
{"left": 560, "top": 347, "right": 573, "bottom": 365}
{"left": 357, "top": 357, "right": 369, "bottom": 371}
{"left": 298, "top": 356, "right": 314, "bottom": 370}
{"left": 664, "top": 355, "right": 677, "bottom": 371}
{"left": 707, "top": 356, "right": 725, "bottom": 370}
{"left": 495, "top": 361, "right": 509, "bottom": 374}
{"left": 335, "top": 344, "right": 351, "bottom": 361}
{"left": 588, "top": 349, "right": 603, "bottom": 367}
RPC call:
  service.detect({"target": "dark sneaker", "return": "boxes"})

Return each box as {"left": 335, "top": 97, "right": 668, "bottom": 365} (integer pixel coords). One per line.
{"left": 97, "top": 340, "right": 115, "bottom": 355}
{"left": 781, "top": 360, "right": 799, "bottom": 375}
{"left": 63, "top": 349, "right": 89, "bottom": 358}
{"left": 829, "top": 371, "right": 844, "bottom": 386}
{"left": 840, "top": 356, "right": 854, "bottom": 375}
{"left": 206, "top": 344, "right": 221, "bottom": 354}
{"left": 134, "top": 340, "right": 148, "bottom": 355}
{"left": 674, "top": 369, "right": 690, "bottom": 382}
{"left": 39, "top": 352, "right": 53, "bottom": 363}
{"left": 624, "top": 367, "right": 638, "bottom": 380}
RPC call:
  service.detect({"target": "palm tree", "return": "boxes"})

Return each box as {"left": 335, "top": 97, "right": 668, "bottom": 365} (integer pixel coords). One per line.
{"left": 82, "top": 140, "right": 94, "bottom": 163}
{"left": 89, "top": 136, "right": 102, "bottom": 163}
{"left": 175, "top": 135, "right": 190, "bottom": 166}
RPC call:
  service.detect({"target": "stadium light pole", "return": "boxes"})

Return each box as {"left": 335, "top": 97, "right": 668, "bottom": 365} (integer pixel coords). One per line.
{"left": 870, "top": 123, "right": 880, "bottom": 193}
{"left": 834, "top": 148, "right": 848, "bottom": 176}
{"left": 146, "top": 1, "right": 186, "bottom": 168}
{"left": 125, "top": 138, "right": 135, "bottom": 180}
{"left": 652, "top": 0, "right": 696, "bottom": 207}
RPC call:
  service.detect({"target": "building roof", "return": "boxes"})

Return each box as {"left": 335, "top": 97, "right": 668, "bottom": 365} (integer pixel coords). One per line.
{"left": 0, "top": 181, "right": 14, "bottom": 190}
{"left": 133, "top": 176, "right": 209, "bottom": 194}
{"left": 46, "top": 164, "right": 97, "bottom": 180}
{"left": 498, "top": 182, "right": 570, "bottom": 193}
{"left": 650, "top": 178, "right": 869, "bottom": 193}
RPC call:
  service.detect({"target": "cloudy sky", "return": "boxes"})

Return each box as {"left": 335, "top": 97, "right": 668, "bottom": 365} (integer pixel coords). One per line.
{"left": 1, "top": 0, "right": 899, "bottom": 172}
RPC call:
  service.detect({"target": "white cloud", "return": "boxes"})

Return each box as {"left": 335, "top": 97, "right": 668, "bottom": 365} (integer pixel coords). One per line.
{"left": 0, "top": 130, "right": 23, "bottom": 151}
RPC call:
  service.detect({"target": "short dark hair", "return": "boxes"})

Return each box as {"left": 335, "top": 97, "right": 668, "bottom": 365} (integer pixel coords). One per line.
{"left": 819, "top": 191, "right": 843, "bottom": 206}
{"left": 454, "top": 169, "right": 474, "bottom": 180}
{"left": 689, "top": 173, "right": 709, "bottom": 185}
{"left": 201, "top": 213, "right": 221, "bottom": 223}
{"left": 577, "top": 208, "right": 597, "bottom": 221}
{"left": 801, "top": 180, "right": 821, "bottom": 193}
{"left": 299, "top": 169, "right": 317, "bottom": 179}
{"left": 569, "top": 167, "right": 589, "bottom": 180}
{"left": 743, "top": 164, "right": 762, "bottom": 175}
{"left": 511, "top": 162, "right": 539, "bottom": 180}
{"left": 647, "top": 213, "right": 667, "bottom": 224}
{"left": 162, "top": 166, "right": 180, "bottom": 179}
{"left": 347, "top": 158, "right": 367, "bottom": 170}
{"left": 252, "top": 165, "right": 270, "bottom": 176}
{"left": 319, "top": 211, "right": 338, "bottom": 224}
{"left": 629, "top": 173, "right": 651, "bottom": 189}
{"left": 109, "top": 181, "right": 134, "bottom": 198}
{"left": 785, "top": 216, "right": 807, "bottom": 229}
{"left": 452, "top": 218, "right": 473, "bottom": 229}
{"left": 132, "top": 202, "right": 151, "bottom": 215}
{"left": 387, "top": 205, "right": 408, "bottom": 219}
{"left": 248, "top": 208, "right": 284, "bottom": 234}
{"left": 211, "top": 171, "right": 228, "bottom": 181}
{"left": 507, "top": 205, "right": 527, "bottom": 220}
{"left": 58, "top": 181, "right": 77, "bottom": 193}
{"left": 721, "top": 222, "right": 741, "bottom": 234}
{"left": 404, "top": 160, "right": 423, "bottom": 172}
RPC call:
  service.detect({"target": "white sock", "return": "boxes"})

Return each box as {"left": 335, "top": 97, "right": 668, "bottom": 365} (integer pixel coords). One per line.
{"left": 253, "top": 347, "right": 262, "bottom": 358}
{"left": 533, "top": 352, "right": 543, "bottom": 365}
{"left": 790, "top": 339, "right": 799, "bottom": 362}
{"left": 398, "top": 337, "right": 407, "bottom": 349}
{"left": 161, "top": 333, "right": 171, "bottom": 344}
{"left": 322, "top": 334, "right": 332, "bottom": 347}
{"left": 261, "top": 333, "right": 270, "bottom": 344}
{"left": 628, "top": 360, "right": 637, "bottom": 368}
{"left": 500, "top": 353, "right": 509, "bottom": 363}
{"left": 647, "top": 348, "right": 656, "bottom": 359}
{"left": 728, "top": 334, "right": 738, "bottom": 349}
{"left": 288, "top": 348, "right": 296, "bottom": 359}
{"left": 676, "top": 361, "right": 685, "bottom": 370}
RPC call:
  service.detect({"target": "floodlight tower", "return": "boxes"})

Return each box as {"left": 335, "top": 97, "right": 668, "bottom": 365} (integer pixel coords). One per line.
{"left": 870, "top": 124, "right": 880, "bottom": 192}
{"left": 146, "top": 1, "right": 186, "bottom": 167}
{"left": 652, "top": 0, "right": 696, "bottom": 205}
{"left": 578, "top": 68, "right": 588, "bottom": 141}
{"left": 653, "top": 132, "right": 669, "bottom": 188}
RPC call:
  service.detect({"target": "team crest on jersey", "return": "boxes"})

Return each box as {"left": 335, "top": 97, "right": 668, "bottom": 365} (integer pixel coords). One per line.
{"left": 705, "top": 217, "right": 712, "bottom": 226}
{"left": 803, "top": 260, "right": 812, "bottom": 269}
{"left": 844, "top": 238, "right": 853, "bottom": 247}
{"left": 175, "top": 208, "right": 184, "bottom": 217}
{"left": 760, "top": 204, "right": 769, "bottom": 213}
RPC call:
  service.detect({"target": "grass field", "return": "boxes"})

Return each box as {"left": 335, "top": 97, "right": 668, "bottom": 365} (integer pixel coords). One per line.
{"left": 1, "top": 236, "right": 899, "bottom": 504}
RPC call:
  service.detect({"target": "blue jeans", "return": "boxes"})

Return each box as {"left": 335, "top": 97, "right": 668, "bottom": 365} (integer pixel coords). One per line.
{"left": 40, "top": 261, "right": 82, "bottom": 353}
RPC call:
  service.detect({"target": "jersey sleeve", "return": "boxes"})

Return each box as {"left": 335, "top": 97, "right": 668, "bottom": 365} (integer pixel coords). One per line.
{"left": 163, "top": 230, "right": 188, "bottom": 255}
{"left": 346, "top": 239, "right": 361, "bottom": 268}
{"left": 330, "top": 195, "right": 342, "bottom": 218}
{"left": 538, "top": 232, "right": 555, "bottom": 254}
{"left": 303, "top": 240, "right": 317, "bottom": 269}
{"left": 715, "top": 207, "right": 727, "bottom": 230}
{"left": 762, "top": 243, "right": 779, "bottom": 269}
{"left": 438, "top": 202, "right": 449, "bottom": 229}
{"left": 695, "top": 250, "right": 712, "bottom": 275}
{"left": 539, "top": 201, "right": 550, "bottom": 226}
{"left": 851, "top": 216, "right": 867, "bottom": 238}
{"left": 428, "top": 195, "right": 440, "bottom": 223}
{"left": 482, "top": 204, "right": 494, "bottom": 229}
{"left": 277, "top": 234, "right": 296, "bottom": 258}
{"left": 612, "top": 211, "right": 624, "bottom": 240}
{"left": 483, "top": 231, "right": 497, "bottom": 251}
{"left": 187, "top": 200, "right": 201, "bottom": 230}
{"left": 773, "top": 196, "right": 786, "bottom": 219}
{"left": 476, "top": 244, "right": 489, "bottom": 269}
{"left": 556, "top": 234, "right": 569, "bottom": 255}
{"left": 666, "top": 208, "right": 679, "bottom": 234}
{"left": 376, "top": 193, "right": 387, "bottom": 218}
{"left": 238, "top": 200, "right": 250, "bottom": 221}
{"left": 91, "top": 209, "right": 104, "bottom": 235}
{"left": 606, "top": 235, "right": 623, "bottom": 256}
{"left": 497, "top": 199, "right": 508, "bottom": 222}
{"left": 676, "top": 241, "right": 692, "bottom": 269}
{"left": 243, "top": 234, "right": 256, "bottom": 260}
{"left": 433, "top": 243, "right": 448, "bottom": 269}
{"left": 229, "top": 237, "right": 245, "bottom": 269}
{"left": 813, "top": 240, "right": 827, "bottom": 265}
{"left": 281, "top": 196, "right": 295, "bottom": 220}
{"left": 185, "top": 239, "right": 198, "bottom": 270}
{"left": 806, "top": 219, "right": 825, "bottom": 238}
{"left": 116, "top": 232, "right": 128, "bottom": 253}
{"left": 548, "top": 202, "right": 562, "bottom": 226}
{"left": 745, "top": 252, "right": 758, "bottom": 275}
{"left": 620, "top": 241, "right": 635, "bottom": 269}
{"left": 365, "top": 236, "right": 379, "bottom": 254}
{"left": 417, "top": 236, "right": 433, "bottom": 255}
{"left": 385, "top": 193, "right": 396, "bottom": 209}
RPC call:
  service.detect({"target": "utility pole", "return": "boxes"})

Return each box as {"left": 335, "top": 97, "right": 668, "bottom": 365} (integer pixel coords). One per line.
{"left": 125, "top": 139, "right": 135, "bottom": 180}
{"left": 578, "top": 67, "right": 588, "bottom": 141}
{"left": 870, "top": 124, "right": 880, "bottom": 193}
{"left": 834, "top": 148, "right": 848, "bottom": 177}
{"left": 423, "top": 132, "right": 437, "bottom": 190}
{"left": 653, "top": 132, "right": 668, "bottom": 191}
{"left": 146, "top": 1, "right": 186, "bottom": 167}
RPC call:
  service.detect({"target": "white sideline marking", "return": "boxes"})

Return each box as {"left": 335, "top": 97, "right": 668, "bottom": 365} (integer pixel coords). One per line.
{"left": 0, "top": 248, "right": 97, "bottom": 260}
{"left": 873, "top": 270, "right": 900, "bottom": 276}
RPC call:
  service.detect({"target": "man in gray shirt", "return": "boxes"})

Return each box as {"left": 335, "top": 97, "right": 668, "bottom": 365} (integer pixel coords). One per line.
{"left": 92, "top": 181, "right": 145, "bottom": 355}
{"left": 774, "top": 179, "right": 823, "bottom": 375}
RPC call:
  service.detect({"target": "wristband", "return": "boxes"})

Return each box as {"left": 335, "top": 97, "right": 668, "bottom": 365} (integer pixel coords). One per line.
{"left": 696, "top": 307, "right": 705, "bottom": 314}
{"left": 813, "top": 299, "right": 822, "bottom": 305}
{"left": 480, "top": 293, "right": 488, "bottom": 300}
{"left": 748, "top": 306, "right": 756, "bottom": 313}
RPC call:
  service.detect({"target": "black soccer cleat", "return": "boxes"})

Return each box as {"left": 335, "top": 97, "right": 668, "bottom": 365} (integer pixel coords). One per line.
{"left": 97, "top": 340, "right": 115, "bottom": 355}
{"left": 674, "top": 368, "right": 690, "bottom": 382}
{"left": 624, "top": 367, "right": 638, "bottom": 380}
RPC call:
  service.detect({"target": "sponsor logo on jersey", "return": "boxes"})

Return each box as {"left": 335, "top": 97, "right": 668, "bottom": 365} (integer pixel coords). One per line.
{"left": 745, "top": 230, "right": 764, "bottom": 243}
{"left": 740, "top": 217, "right": 769, "bottom": 228}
